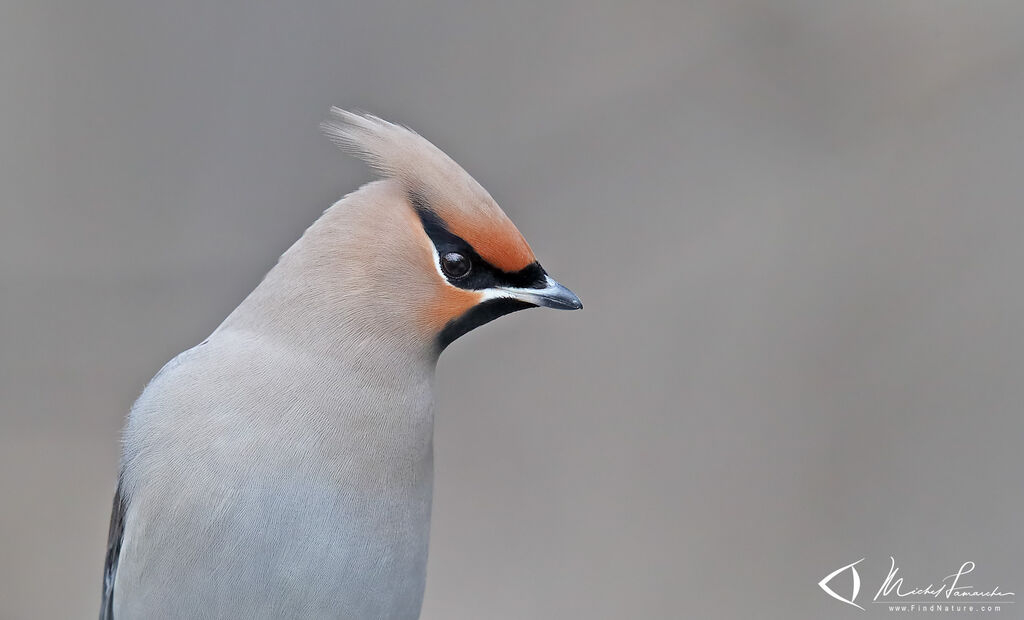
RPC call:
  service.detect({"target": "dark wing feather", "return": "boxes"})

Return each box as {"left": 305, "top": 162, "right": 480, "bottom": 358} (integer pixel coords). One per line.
{"left": 99, "top": 479, "right": 126, "bottom": 620}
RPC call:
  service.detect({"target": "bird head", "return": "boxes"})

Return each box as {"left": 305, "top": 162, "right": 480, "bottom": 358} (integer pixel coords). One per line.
{"left": 319, "top": 109, "right": 581, "bottom": 354}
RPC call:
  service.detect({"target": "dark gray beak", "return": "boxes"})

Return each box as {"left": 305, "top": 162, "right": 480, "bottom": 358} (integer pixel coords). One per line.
{"left": 495, "top": 276, "right": 583, "bottom": 310}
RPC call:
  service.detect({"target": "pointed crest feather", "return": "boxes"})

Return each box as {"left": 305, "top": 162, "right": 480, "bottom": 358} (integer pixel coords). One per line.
{"left": 320, "top": 108, "right": 462, "bottom": 195}
{"left": 319, "top": 108, "right": 536, "bottom": 273}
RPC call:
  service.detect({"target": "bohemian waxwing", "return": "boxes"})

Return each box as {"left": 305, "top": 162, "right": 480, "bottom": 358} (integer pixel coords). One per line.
{"left": 99, "top": 109, "right": 581, "bottom": 620}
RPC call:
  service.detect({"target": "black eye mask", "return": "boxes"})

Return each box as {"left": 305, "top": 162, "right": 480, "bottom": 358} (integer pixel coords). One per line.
{"left": 409, "top": 191, "right": 548, "bottom": 291}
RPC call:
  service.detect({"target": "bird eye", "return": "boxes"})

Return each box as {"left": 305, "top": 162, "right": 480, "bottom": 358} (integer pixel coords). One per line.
{"left": 440, "top": 252, "right": 471, "bottom": 279}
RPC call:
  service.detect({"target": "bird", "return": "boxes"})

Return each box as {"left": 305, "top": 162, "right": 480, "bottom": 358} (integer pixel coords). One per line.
{"left": 99, "top": 109, "right": 582, "bottom": 620}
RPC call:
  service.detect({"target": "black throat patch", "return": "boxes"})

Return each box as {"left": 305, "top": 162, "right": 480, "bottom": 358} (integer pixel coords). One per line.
{"left": 436, "top": 298, "right": 534, "bottom": 351}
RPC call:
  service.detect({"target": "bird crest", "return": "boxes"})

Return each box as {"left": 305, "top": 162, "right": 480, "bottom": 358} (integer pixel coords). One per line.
{"left": 321, "top": 109, "right": 535, "bottom": 273}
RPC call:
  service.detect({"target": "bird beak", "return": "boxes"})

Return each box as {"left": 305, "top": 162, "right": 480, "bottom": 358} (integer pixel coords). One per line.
{"left": 496, "top": 276, "right": 583, "bottom": 310}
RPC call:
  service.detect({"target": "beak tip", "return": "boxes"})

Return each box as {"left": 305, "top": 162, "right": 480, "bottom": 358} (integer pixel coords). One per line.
{"left": 547, "top": 280, "right": 582, "bottom": 311}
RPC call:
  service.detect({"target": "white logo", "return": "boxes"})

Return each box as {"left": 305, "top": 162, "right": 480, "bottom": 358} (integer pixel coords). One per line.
{"left": 819, "top": 557, "right": 1014, "bottom": 613}
{"left": 819, "top": 558, "right": 865, "bottom": 610}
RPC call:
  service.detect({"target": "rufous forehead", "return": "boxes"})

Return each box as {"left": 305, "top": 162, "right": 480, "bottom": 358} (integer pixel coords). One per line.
{"left": 433, "top": 206, "right": 535, "bottom": 273}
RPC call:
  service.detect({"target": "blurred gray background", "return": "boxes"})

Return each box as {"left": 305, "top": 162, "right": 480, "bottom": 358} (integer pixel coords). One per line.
{"left": 3, "top": 1, "right": 1023, "bottom": 618}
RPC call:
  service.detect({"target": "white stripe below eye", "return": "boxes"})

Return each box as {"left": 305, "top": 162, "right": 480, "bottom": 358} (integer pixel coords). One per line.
{"left": 481, "top": 276, "right": 559, "bottom": 300}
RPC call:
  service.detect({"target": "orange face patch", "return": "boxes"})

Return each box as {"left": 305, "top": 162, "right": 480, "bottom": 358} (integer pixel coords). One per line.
{"left": 439, "top": 209, "right": 535, "bottom": 273}
{"left": 422, "top": 283, "right": 482, "bottom": 332}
